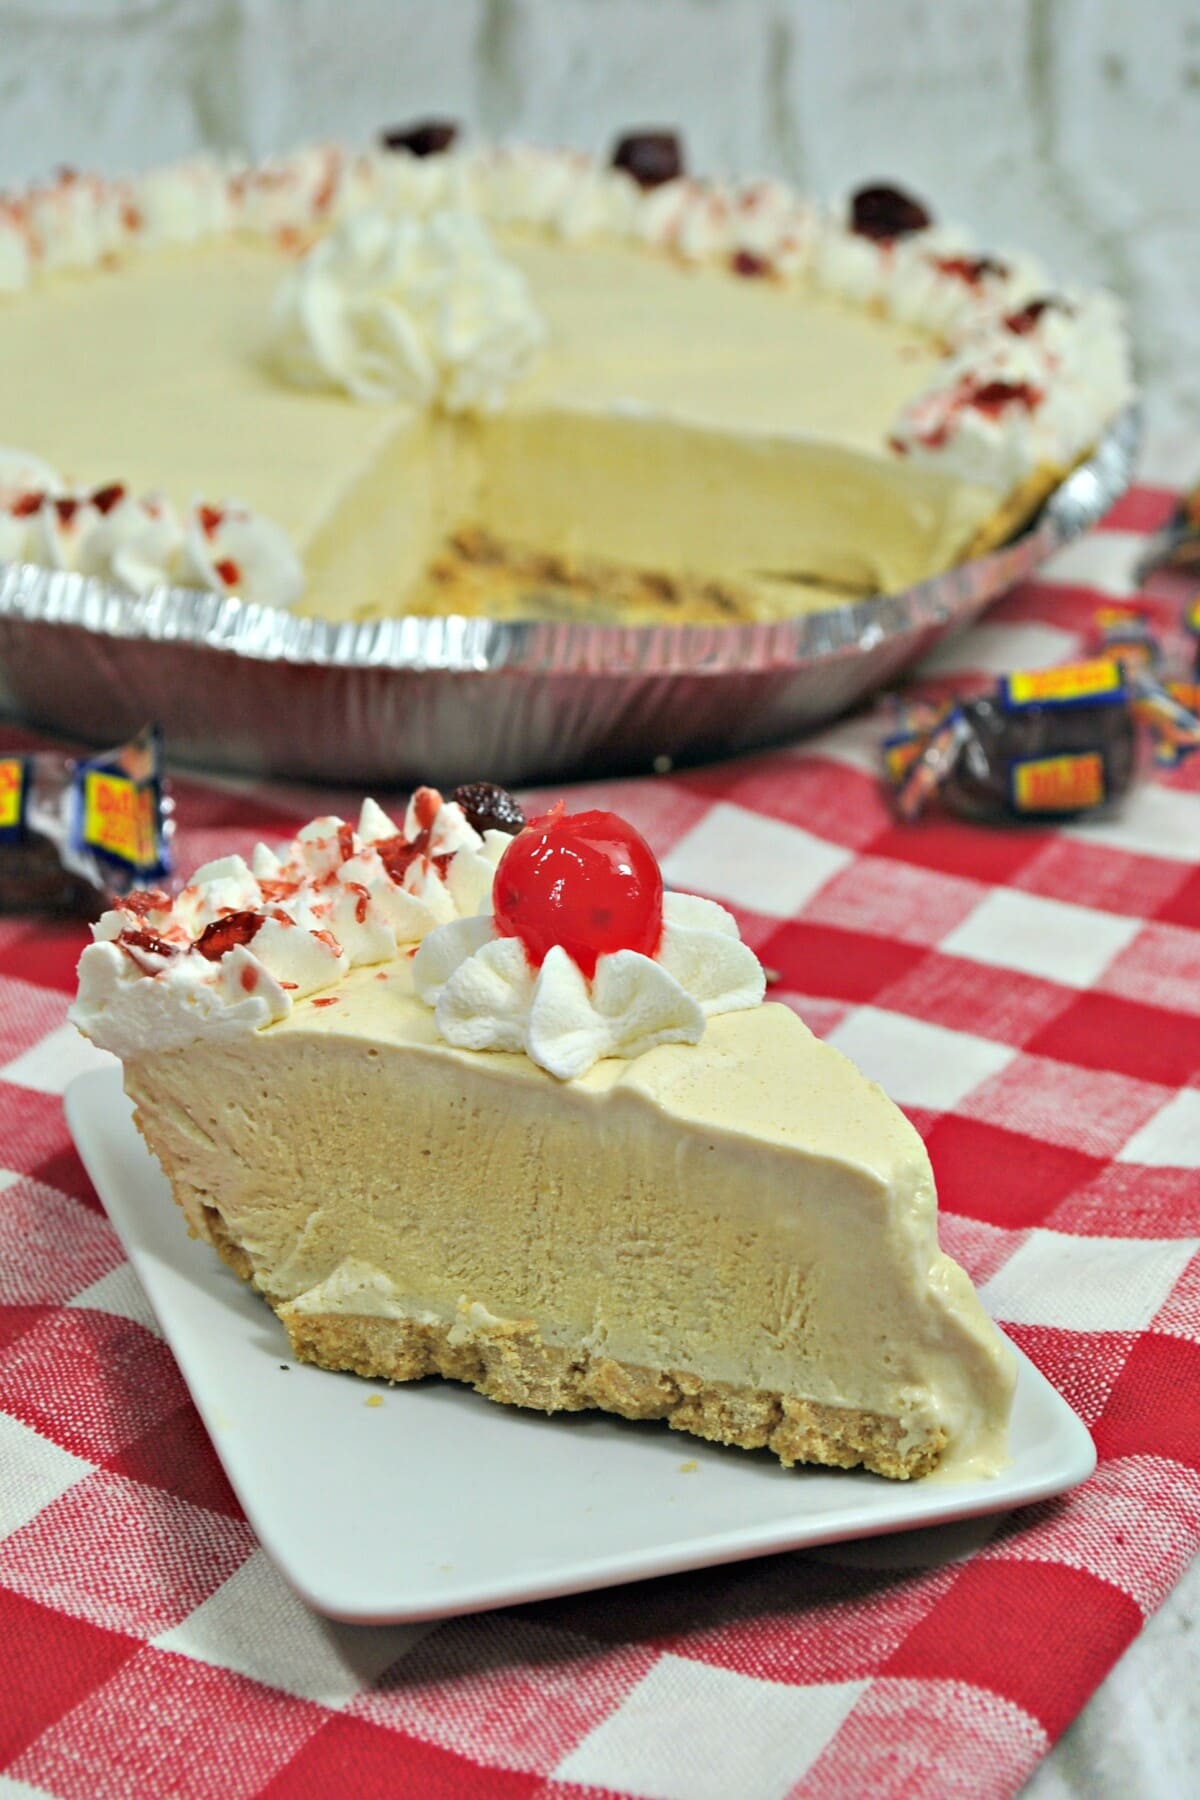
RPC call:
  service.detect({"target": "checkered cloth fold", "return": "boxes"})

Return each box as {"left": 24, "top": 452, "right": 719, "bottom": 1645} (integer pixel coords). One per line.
{"left": 1, "top": 484, "right": 1198, "bottom": 1800}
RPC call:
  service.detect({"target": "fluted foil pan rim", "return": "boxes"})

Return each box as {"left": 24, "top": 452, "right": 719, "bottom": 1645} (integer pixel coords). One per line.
{"left": 0, "top": 407, "right": 1140, "bottom": 682}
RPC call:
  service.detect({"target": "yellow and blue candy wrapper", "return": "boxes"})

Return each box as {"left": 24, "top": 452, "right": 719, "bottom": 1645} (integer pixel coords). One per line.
{"left": 1093, "top": 604, "right": 1162, "bottom": 676}
{"left": 0, "top": 724, "right": 172, "bottom": 914}
{"left": 886, "top": 653, "right": 1200, "bottom": 823}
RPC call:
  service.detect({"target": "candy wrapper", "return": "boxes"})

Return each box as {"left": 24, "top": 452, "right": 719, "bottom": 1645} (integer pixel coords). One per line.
{"left": 0, "top": 725, "right": 173, "bottom": 915}
{"left": 1092, "top": 603, "right": 1162, "bottom": 676}
{"left": 1187, "top": 595, "right": 1200, "bottom": 677}
{"left": 1136, "top": 480, "right": 1200, "bottom": 583}
{"left": 886, "top": 649, "right": 1200, "bottom": 824}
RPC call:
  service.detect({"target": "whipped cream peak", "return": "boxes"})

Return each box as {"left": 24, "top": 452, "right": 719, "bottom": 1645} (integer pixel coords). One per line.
{"left": 357, "top": 795, "right": 400, "bottom": 843}
{"left": 0, "top": 446, "right": 61, "bottom": 497}
{"left": 78, "top": 491, "right": 184, "bottom": 595}
{"left": 413, "top": 886, "right": 766, "bottom": 1080}
{"left": 179, "top": 499, "right": 305, "bottom": 609}
{"left": 269, "top": 206, "right": 545, "bottom": 411}
{"left": 71, "top": 788, "right": 513, "bottom": 1059}
{"left": 138, "top": 156, "right": 233, "bottom": 245}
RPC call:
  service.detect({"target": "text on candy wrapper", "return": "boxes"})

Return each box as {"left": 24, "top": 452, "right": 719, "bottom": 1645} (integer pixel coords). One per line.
{"left": 83, "top": 771, "right": 157, "bottom": 865}
{"left": 1011, "top": 752, "right": 1106, "bottom": 812}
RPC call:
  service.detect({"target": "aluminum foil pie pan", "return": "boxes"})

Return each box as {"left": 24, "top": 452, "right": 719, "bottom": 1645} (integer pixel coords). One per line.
{"left": 0, "top": 408, "right": 1140, "bottom": 788}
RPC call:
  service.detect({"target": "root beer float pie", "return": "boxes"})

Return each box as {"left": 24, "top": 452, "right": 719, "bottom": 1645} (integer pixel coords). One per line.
{"left": 0, "top": 127, "right": 1129, "bottom": 625}
{"left": 72, "top": 786, "right": 1014, "bottom": 1480}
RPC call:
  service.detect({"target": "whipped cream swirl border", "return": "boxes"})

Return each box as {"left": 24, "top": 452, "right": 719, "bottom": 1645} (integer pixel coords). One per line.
{"left": 70, "top": 789, "right": 510, "bottom": 1060}
{"left": 0, "top": 140, "right": 1132, "bottom": 505}
{"left": 0, "top": 452, "right": 304, "bottom": 608}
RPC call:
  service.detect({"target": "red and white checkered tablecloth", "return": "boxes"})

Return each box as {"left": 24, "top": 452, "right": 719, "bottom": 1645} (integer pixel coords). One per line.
{"left": 2, "top": 484, "right": 1199, "bottom": 1800}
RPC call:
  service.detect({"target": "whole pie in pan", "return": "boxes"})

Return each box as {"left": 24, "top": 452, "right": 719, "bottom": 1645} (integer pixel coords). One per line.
{"left": 0, "top": 127, "right": 1130, "bottom": 626}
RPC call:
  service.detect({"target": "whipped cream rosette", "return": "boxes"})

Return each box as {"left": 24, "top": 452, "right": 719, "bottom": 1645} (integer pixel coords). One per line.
{"left": 412, "top": 804, "right": 765, "bottom": 1079}
{"left": 269, "top": 207, "right": 546, "bottom": 410}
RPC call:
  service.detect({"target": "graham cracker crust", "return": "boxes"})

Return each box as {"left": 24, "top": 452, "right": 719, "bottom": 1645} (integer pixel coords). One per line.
{"left": 961, "top": 459, "right": 1070, "bottom": 560}
{"left": 280, "top": 1306, "right": 946, "bottom": 1481}
{"left": 372, "top": 456, "right": 1074, "bottom": 629}
{"left": 408, "top": 524, "right": 758, "bottom": 625}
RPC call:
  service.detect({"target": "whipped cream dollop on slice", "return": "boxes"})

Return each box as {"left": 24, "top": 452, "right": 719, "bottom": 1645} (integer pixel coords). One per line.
{"left": 413, "top": 891, "right": 765, "bottom": 1081}
{"left": 270, "top": 207, "right": 545, "bottom": 411}
{"left": 71, "top": 789, "right": 511, "bottom": 1060}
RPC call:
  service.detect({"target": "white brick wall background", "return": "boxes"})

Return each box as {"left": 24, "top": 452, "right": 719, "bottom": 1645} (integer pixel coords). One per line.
{"left": 0, "top": 0, "right": 1196, "bottom": 466}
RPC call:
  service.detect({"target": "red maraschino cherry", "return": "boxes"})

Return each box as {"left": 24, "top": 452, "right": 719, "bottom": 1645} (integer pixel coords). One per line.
{"left": 493, "top": 804, "right": 664, "bottom": 980}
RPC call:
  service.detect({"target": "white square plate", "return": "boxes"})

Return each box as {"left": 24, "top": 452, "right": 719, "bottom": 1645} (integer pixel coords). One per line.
{"left": 66, "top": 1065, "right": 1095, "bottom": 1624}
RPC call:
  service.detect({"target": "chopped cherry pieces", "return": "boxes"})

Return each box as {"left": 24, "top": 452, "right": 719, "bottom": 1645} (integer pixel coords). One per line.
{"left": 376, "top": 830, "right": 429, "bottom": 886}
{"left": 380, "top": 119, "right": 458, "bottom": 157}
{"left": 850, "top": 183, "right": 932, "bottom": 241}
{"left": 11, "top": 492, "right": 44, "bottom": 518}
{"left": 731, "top": 249, "right": 770, "bottom": 278}
{"left": 53, "top": 497, "right": 79, "bottom": 526}
{"left": 411, "top": 786, "right": 440, "bottom": 833}
{"left": 493, "top": 807, "right": 664, "bottom": 980}
{"left": 121, "top": 887, "right": 171, "bottom": 917}
{"left": 213, "top": 558, "right": 241, "bottom": 588}
{"left": 611, "top": 130, "right": 684, "bottom": 190}
{"left": 969, "top": 378, "right": 1042, "bottom": 416}
{"left": 118, "top": 927, "right": 177, "bottom": 960}
{"left": 197, "top": 504, "right": 224, "bottom": 538}
{"left": 933, "top": 253, "right": 1009, "bottom": 285}
{"left": 1005, "top": 296, "right": 1058, "bottom": 335}
{"left": 90, "top": 482, "right": 126, "bottom": 515}
{"left": 195, "top": 910, "right": 265, "bottom": 961}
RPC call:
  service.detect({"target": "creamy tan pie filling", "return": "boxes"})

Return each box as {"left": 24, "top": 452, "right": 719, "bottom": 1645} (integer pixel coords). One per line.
{"left": 120, "top": 973, "right": 1014, "bottom": 1480}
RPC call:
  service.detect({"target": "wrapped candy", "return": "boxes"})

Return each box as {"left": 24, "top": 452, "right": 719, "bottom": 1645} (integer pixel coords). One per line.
{"left": 0, "top": 724, "right": 172, "bottom": 914}
{"left": 1135, "top": 482, "right": 1200, "bottom": 583}
{"left": 886, "top": 655, "right": 1200, "bottom": 823}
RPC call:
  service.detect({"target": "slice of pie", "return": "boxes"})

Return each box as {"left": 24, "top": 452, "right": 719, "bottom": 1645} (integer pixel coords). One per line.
{"left": 0, "top": 130, "right": 1129, "bottom": 626}
{"left": 72, "top": 785, "right": 1015, "bottom": 1479}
